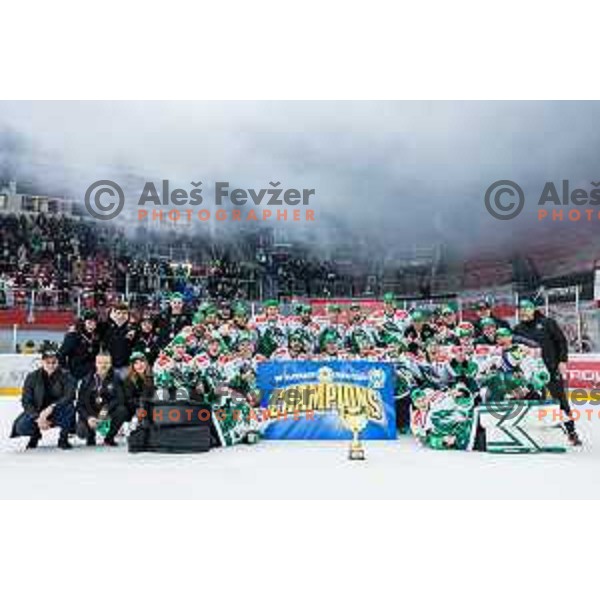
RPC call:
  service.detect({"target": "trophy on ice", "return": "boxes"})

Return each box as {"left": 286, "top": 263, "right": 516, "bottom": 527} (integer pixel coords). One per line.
{"left": 338, "top": 403, "right": 368, "bottom": 460}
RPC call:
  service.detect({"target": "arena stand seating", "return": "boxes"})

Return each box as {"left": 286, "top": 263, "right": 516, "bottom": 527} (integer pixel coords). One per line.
{"left": 1, "top": 205, "right": 598, "bottom": 341}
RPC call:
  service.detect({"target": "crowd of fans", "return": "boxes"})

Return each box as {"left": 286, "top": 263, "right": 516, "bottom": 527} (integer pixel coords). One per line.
{"left": 0, "top": 210, "right": 448, "bottom": 316}
{"left": 0, "top": 212, "right": 125, "bottom": 308}
{"left": 0, "top": 212, "right": 352, "bottom": 311}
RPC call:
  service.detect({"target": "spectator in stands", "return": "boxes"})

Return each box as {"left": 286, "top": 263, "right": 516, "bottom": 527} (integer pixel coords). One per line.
{"left": 513, "top": 298, "right": 582, "bottom": 446}
{"left": 99, "top": 302, "right": 135, "bottom": 379}
{"left": 0, "top": 208, "right": 361, "bottom": 310}
{"left": 58, "top": 309, "right": 101, "bottom": 380}
{"left": 76, "top": 352, "right": 128, "bottom": 447}
{"left": 10, "top": 347, "right": 76, "bottom": 450}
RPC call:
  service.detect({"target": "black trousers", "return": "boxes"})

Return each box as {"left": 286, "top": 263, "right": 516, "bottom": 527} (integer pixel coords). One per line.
{"left": 77, "top": 404, "right": 129, "bottom": 441}
{"left": 547, "top": 371, "right": 576, "bottom": 433}
{"left": 11, "top": 403, "right": 75, "bottom": 439}
{"left": 396, "top": 396, "right": 411, "bottom": 433}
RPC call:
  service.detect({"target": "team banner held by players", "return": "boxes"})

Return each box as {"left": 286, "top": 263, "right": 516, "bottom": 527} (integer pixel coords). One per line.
{"left": 257, "top": 361, "right": 397, "bottom": 440}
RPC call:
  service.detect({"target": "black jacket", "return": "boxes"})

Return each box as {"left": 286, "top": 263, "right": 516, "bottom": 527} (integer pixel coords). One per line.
{"left": 404, "top": 323, "right": 435, "bottom": 345}
{"left": 19, "top": 368, "right": 76, "bottom": 416}
{"left": 123, "top": 374, "right": 155, "bottom": 413}
{"left": 76, "top": 370, "right": 125, "bottom": 420}
{"left": 59, "top": 329, "right": 100, "bottom": 380}
{"left": 156, "top": 310, "right": 192, "bottom": 347}
{"left": 513, "top": 312, "right": 569, "bottom": 372}
{"left": 99, "top": 320, "right": 134, "bottom": 368}
{"left": 131, "top": 331, "right": 161, "bottom": 364}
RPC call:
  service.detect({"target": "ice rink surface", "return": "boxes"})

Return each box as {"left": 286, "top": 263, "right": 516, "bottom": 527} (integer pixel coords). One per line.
{"left": 1, "top": 399, "right": 599, "bottom": 499}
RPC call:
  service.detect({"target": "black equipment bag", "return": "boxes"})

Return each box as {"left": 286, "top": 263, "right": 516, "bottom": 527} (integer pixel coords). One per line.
{"left": 128, "top": 423, "right": 211, "bottom": 453}
{"left": 128, "top": 400, "right": 212, "bottom": 454}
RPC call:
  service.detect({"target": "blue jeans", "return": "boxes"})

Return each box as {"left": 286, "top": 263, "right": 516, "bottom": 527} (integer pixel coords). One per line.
{"left": 11, "top": 403, "right": 76, "bottom": 438}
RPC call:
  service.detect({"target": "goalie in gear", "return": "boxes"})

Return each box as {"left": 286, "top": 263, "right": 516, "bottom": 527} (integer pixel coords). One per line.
{"left": 410, "top": 386, "right": 475, "bottom": 450}
{"left": 480, "top": 342, "right": 549, "bottom": 407}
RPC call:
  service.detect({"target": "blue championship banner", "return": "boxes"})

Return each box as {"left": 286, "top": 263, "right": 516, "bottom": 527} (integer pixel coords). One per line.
{"left": 257, "top": 361, "right": 397, "bottom": 440}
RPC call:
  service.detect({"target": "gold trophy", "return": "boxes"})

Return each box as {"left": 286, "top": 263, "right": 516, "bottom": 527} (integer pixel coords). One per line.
{"left": 338, "top": 403, "right": 368, "bottom": 460}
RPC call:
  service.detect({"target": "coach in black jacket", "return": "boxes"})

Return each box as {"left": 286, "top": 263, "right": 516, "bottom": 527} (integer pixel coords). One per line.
{"left": 76, "top": 352, "right": 129, "bottom": 446}
{"left": 10, "top": 349, "right": 76, "bottom": 450}
{"left": 513, "top": 299, "right": 581, "bottom": 445}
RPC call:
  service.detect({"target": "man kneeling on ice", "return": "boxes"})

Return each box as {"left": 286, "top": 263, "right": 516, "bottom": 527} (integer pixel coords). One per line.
{"left": 10, "top": 347, "right": 76, "bottom": 450}
{"left": 76, "top": 353, "right": 129, "bottom": 447}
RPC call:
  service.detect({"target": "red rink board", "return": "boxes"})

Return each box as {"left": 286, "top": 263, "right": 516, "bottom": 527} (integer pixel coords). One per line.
{"left": 566, "top": 355, "right": 600, "bottom": 389}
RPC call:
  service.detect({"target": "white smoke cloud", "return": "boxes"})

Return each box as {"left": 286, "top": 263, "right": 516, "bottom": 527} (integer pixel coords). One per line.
{"left": 1, "top": 101, "right": 600, "bottom": 257}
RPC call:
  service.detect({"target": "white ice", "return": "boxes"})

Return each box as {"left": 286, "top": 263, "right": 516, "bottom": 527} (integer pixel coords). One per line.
{"left": 1, "top": 398, "right": 599, "bottom": 499}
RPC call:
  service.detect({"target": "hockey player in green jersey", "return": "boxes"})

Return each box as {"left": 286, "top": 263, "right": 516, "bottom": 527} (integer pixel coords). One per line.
{"left": 195, "top": 333, "right": 260, "bottom": 446}
{"left": 411, "top": 386, "right": 475, "bottom": 450}
{"left": 474, "top": 317, "right": 498, "bottom": 346}
{"left": 286, "top": 304, "right": 321, "bottom": 355}
{"left": 318, "top": 305, "right": 345, "bottom": 353}
{"left": 481, "top": 343, "right": 548, "bottom": 406}
{"left": 372, "top": 293, "right": 409, "bottom": 347}
{"left": 446, "top": 339, "right": 480, "bottom": 394}
{"left": 425, "top": 386, "right": 475, "bottom": 450}
{"left": 253, "top": 299, "right": 287, "bottom": 358}
{"left": 224, "top": 302, "right": 258, "bottom": 353}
